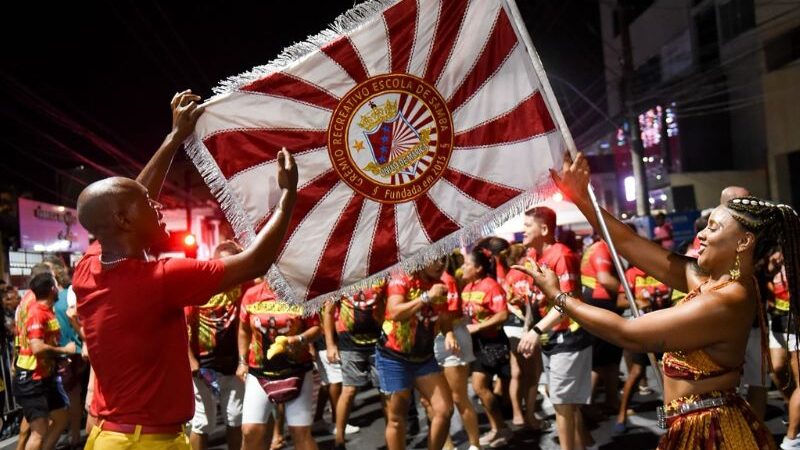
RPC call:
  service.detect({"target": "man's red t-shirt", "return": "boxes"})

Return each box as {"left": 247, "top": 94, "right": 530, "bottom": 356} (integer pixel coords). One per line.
{"left": 580, "top": 241, "right": 614, "bottom": 300}
{"left": 461, "top": 277, "right": 507, "bottom": 339}
{"left": 16, "top": 301, "right": 61, "bottom": 380}
{"left": 72, "top": 242, "right": 225, "bottom": 426}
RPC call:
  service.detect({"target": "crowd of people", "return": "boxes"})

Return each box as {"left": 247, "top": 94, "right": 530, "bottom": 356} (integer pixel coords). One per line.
{"left": 0, "top": 90, "right": 799, "bottom": 450}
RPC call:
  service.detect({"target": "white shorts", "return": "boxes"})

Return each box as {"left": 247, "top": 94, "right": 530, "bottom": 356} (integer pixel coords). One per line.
{"left": 434, "top": 321, "right": 476, "bottom": 367}
{"left": 770, "top": 330, "right": 800, "bottom": 352}
{"left": 741, "top": 327, "right": 768, "bottom": 388}
{"left": 316, "top": 350, "right": 343, "bottom": 385}
{"left": 242, "top": 372, "right": 314, "bottom": 427}
{"left": 543, "top": 346, "right": 592, "bottom": 405}
{"left": 503, "top": 325, "right": 524, "bottom": 340}
{"left": 191, "top": 374, "right": 245, "bottom": 434}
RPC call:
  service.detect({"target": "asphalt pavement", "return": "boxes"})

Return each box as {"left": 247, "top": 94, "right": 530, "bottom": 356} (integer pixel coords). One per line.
{"left": 204, "top": 365, "right": 791, "bottom": 450}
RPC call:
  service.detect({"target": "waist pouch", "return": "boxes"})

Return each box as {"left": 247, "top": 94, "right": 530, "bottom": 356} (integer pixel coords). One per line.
{"left": 250, "top": 364, "right": 310, "bottom": 404}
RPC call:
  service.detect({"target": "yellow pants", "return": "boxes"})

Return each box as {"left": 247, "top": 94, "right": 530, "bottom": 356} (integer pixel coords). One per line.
{"left": 84, "top": 425, "right": 190, "bottom": 450}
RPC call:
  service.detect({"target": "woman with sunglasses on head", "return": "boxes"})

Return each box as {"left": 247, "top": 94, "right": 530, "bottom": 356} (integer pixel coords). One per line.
{"left": 515, "top": 152, "right": 797, "bottom": 449}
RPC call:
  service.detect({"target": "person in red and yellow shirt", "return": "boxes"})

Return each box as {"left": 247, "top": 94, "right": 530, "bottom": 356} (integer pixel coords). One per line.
{"left": 237, "top": 282, "right": 320, "bottom": 450}
{"left": 461, "top": 248, "right": 512, "bottom": 448}
{"left": 185, "top": 241, "right": 247, "bottom": 450}
{"left": 13, "top": 273, "right": 75, "bottom": 450}
{"left": 377, "top": 259, "right": 455, "bottom": 450}
{"left": 326, "top": 281, "right": 386, "bottom": 449}
{"left": 580, "top": 238, "right": 623, "bottom": 411}
{"left": 516, "top": 206, "right": 594, "bottom": 450}
{"left": 503, "top": 244, "right": 546, "bottom": 430}
{"left": 72, "top": 90, "right": 298, "bottom": 450}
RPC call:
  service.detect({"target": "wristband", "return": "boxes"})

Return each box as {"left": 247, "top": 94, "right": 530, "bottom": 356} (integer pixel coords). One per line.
{"left": 532, "top": 325, "right": 544, "bottom": 335}
{"left": 553, "top": 292, "right": 568, "bottom": 316}
{"left": 420, "top": 292, "right": 431, "bottom": 304}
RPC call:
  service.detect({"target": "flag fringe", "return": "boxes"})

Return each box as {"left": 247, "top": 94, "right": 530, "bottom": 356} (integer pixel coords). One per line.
{"left": 267, "top": 173, "right": 560, "bottom": 316}
{"left": 211, "top": 0, "right": 397, "bottom": 96}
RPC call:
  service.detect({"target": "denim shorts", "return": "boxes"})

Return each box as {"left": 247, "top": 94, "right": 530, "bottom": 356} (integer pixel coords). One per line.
{"left": 374, "top": 349, "right": 440, "bottom": 394}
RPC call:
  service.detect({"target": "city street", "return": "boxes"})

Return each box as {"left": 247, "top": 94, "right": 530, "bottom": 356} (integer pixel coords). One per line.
{"left": 203, "top": 368, "right": 790, "bottom": 450}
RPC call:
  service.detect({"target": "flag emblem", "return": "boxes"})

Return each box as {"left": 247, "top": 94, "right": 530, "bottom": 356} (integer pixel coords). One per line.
{"left": 328, "top": 73, "right": 453, "bottom": 203}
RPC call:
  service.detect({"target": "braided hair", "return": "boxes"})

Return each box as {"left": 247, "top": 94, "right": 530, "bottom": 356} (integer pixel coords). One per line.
{"left": 727, "top": 197, "right": 800, "bottom": 337}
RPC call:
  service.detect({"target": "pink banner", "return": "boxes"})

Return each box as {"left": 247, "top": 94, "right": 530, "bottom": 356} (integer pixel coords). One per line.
{"left": 18, "top": 198, "right": 90, "bottom": 253}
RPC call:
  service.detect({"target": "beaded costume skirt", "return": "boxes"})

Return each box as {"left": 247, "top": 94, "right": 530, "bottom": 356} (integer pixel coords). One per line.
{"left": 658, "top": 390, "right": 776, "bottom": 450}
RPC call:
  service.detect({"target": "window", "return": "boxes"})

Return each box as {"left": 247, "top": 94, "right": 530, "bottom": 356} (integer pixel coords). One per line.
{"left": 694, "top": 8, "right": 720, "bottom": 67}
{"left": 719, "top": 0, "right": 755, "bottom": 43}
{"left": 765, "top": 26, "right": 800, "bottom": 72}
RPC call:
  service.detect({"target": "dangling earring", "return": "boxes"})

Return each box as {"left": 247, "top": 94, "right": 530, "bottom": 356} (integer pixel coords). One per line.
{"left": 729, "top": 253, "right": 741, "bottom": 281}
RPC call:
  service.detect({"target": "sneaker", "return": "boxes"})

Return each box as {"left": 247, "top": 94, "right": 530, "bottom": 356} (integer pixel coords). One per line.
{"left": 479, "top": 430, "right": 498, "bottom": 447}
{"left": 332, "top": 424, "right": 361, "bottom": 435}
{"left": 638, "top": 385, "right": 654, "bottom": 396}
{"left": 612, "top": 421, "right": 628, "bottom": 435}
{"left": 489, "top": 428, "right": 513, "bottom": 448}
{"left": 783, "top": 436, "right": 800, "bottom": 450}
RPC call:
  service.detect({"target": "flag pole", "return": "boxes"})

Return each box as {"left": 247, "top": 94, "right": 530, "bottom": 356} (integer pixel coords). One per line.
{"left": 502, "top": 0, "right": 663, "bottom": 390}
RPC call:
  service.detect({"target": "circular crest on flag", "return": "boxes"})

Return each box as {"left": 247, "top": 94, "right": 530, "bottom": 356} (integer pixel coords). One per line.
{"left": 327, "top": 73, "right": 454, "bottom": 204}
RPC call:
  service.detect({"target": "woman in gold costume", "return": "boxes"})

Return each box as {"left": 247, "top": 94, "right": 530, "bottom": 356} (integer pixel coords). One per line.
{"left": 515, "top": 152, "right": 800, "bottom": 449}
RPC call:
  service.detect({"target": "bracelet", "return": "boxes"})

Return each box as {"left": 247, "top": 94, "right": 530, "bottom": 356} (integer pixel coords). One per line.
{"left": 532, "top": 325, "right": 544, "bottom": 335}
{"left": 238, "top": 356, "right": 247, "bottom": 365}
{"left": 553, "top": 291, "right": 569, "bottom": 316}
{"left": 420, "top": 292, "right": 431, "bottom": 304}
{"left": 297, "top": 334, "right": 306, "bottom": 345}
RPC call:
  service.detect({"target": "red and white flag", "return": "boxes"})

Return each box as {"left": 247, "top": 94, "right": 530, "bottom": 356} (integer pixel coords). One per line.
{"left": 189, "top": 0, "right": 572, "bottom": 310}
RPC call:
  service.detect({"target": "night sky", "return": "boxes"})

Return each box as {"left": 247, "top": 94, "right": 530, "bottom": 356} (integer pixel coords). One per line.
{"left": 0, "top": 0, "right": 604, "bottom": 208}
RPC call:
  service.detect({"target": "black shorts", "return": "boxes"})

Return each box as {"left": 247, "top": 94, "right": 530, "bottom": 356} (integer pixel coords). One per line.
{"left": 631, "top": 352, "right": 651, "bottom": 367}
{"left": 471, "top": 334, "right": 511, "bottom": 379}
{"left": 13, "top": 372, "right": 68, "bottom": 422}
{"left": 591, "top": 336, "right": 623, "bottom": 369}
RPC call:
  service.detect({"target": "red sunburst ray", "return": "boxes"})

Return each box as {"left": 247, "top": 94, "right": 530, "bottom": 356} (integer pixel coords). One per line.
{"left": 306, "top": 194, "right": 367, "bottom": 299}
{"left": 204, "top": 129, "right": 327, "bottom": 178}
{"left": 453, "top": 92, "right": 556, "bottom": 148}
{"left": 241, "top": 72, "right": 340, "bottom": 110}
{"left": 447, "top": 11, "right": 518, "bottom": 112}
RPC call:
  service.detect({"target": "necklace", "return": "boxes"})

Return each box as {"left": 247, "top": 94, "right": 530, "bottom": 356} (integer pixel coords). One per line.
{"left": 99, "top": 255, "right": 129, "bottom": 265}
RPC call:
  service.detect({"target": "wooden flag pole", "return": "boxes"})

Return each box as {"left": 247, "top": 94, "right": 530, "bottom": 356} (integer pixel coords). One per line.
{"left": 502, "top": 0, "right": 664, "bottom": 391}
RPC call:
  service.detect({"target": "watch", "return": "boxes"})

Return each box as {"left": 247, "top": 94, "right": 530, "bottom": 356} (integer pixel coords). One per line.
{"left": 532, "top": 325, "right": 544, "bottom": 335}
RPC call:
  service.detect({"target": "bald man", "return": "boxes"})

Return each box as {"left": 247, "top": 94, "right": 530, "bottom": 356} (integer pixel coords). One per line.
{"left": 720, "top": 186, "right": 750, "bottom": 205}
{"left": 72, "top": 90, "right": 298, "bottom": 450}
